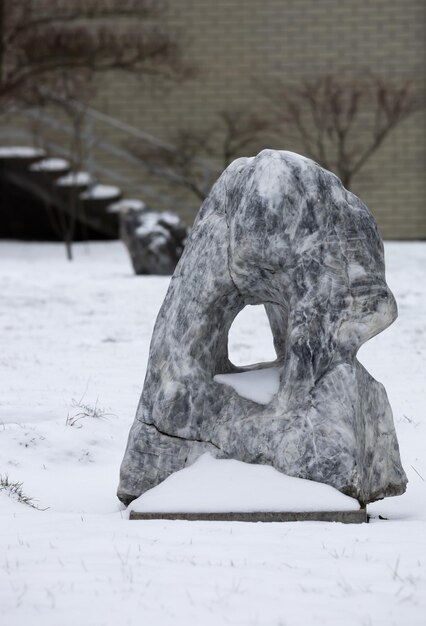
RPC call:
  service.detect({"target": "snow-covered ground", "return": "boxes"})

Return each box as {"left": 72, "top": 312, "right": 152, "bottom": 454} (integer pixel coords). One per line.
{"left": 0, "top": 240, "right": 425, "bottom": 626}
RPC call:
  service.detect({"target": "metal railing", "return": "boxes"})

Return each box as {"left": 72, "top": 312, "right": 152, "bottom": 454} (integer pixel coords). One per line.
{"left": 1, "top": 97, "right": 218, "bottom": 211}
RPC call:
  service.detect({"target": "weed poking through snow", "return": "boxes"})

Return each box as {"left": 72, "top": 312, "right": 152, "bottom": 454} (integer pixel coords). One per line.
{"left": 66, "top": 396, "right": 116, "bottom": 428}
{"left": 0, "top": 475, "right": 47, "bottom": 510}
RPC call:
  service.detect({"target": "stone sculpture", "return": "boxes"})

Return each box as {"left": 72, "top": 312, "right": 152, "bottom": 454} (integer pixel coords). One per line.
{"left": 118, "top": 149, "right": 407, "bottom": 507}
{"left": 120, "top": 203, "right": 188, "bottom": 275}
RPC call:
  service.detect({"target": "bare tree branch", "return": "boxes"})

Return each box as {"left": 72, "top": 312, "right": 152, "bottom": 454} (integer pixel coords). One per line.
{"left": 4, "top": 0, "right": 165, "bottom": 46}
{"left": 129, "top": 106, "right": 273, "bottom": 201}
{"left": 0, "top": 0, "right": 189, "bottom": 258}
{"left": 265, "top": 74, "right": 425, "bottom": 189}
{"left": 0, "top": 0, "right": 188, "bottom": 110}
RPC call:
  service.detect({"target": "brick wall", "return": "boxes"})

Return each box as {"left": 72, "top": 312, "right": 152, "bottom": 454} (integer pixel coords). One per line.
{"left": 3, "top": 0, "right": 425, "bottom": 237}
{"left": 94, "top": 0, "right": 426, "bottom": 238}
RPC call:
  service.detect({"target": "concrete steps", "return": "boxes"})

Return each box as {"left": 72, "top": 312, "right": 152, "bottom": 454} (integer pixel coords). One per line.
{"left": 0, "top": 146, "right": 134, "bottom": 239}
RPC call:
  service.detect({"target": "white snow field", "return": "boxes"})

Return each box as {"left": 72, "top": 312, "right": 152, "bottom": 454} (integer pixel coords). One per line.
{"left": 0, "top": 240, "right": 425, "bottom": 626}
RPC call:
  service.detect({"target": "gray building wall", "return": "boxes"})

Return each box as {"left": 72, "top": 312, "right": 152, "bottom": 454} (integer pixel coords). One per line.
{"left": 96, "top": 0, "right": 426, "bottom": 238}
{"left": 2, "top": 0, "right": 425, "bottom": 237}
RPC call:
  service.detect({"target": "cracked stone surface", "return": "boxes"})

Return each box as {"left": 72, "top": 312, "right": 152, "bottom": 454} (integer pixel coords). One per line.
{"left": 118, "top": 149, "right": 407, "bottom": 506}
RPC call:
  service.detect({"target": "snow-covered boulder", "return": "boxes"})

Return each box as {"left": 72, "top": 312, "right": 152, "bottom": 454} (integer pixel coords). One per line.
{"left": 118, "top": 149, "right": 407, "bottom": 507}
{"left": 120, "top": 204, "right": 188, "bottom": 275}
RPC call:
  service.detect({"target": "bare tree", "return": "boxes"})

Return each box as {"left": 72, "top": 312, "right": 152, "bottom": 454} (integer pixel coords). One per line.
{"left": 130, "top": 106, "right": 272, "bottom": 201}
{"left": 49, "top": 101, "right": 90, "bottom": 261}
{"left": 133, "top": 127, "right": 216, "bottom": 201}
{"left": 0, "top": 0, "right": 188, "bottom": 259}
{"left": 218, "top": 108, "right": 271, "bottom": 169}
{"left": 265, "top": 74, "right": 425, "bottom": 189}
{"left": 0, "top": 0, "right": 187, "bottom": 112}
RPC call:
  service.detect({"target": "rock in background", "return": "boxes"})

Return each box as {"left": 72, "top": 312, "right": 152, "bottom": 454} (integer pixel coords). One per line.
{"left": 115, "top": 200, "right": 188, "bottom": 275}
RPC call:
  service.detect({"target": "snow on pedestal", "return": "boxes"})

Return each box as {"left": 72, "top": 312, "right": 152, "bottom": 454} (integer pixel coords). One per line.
{"left": 130, "top": 453, "right": 360, "bottom": 514}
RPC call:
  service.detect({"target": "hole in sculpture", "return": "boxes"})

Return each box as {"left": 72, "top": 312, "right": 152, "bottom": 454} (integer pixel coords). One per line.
{"left": 227, "top": 304, "right": 277, "bottom": 368}
{"left": 214, "top": 305, "right": 280, "bottom": 405}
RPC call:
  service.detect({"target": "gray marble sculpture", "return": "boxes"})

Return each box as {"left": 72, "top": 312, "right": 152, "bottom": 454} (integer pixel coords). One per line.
{"left": 118, "top": 149, "right": 407, "bottom": 507}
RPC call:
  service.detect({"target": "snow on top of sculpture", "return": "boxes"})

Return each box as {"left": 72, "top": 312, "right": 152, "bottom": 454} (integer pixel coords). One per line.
{"left": 118, "top": 149, "right": 407, "bottom": 507}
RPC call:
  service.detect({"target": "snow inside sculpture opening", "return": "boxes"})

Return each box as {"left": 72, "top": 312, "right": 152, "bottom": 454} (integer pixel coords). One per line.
{"left": 213, "top": 305, "right": 281, "bottom": 405}
{"left": 227, "top": 305, "right": 277, "bottom": 368}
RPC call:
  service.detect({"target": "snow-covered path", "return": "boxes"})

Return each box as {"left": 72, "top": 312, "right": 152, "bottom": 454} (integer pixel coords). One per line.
{"left": 1, "top": 241, "right": 425, "bottom": 626}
